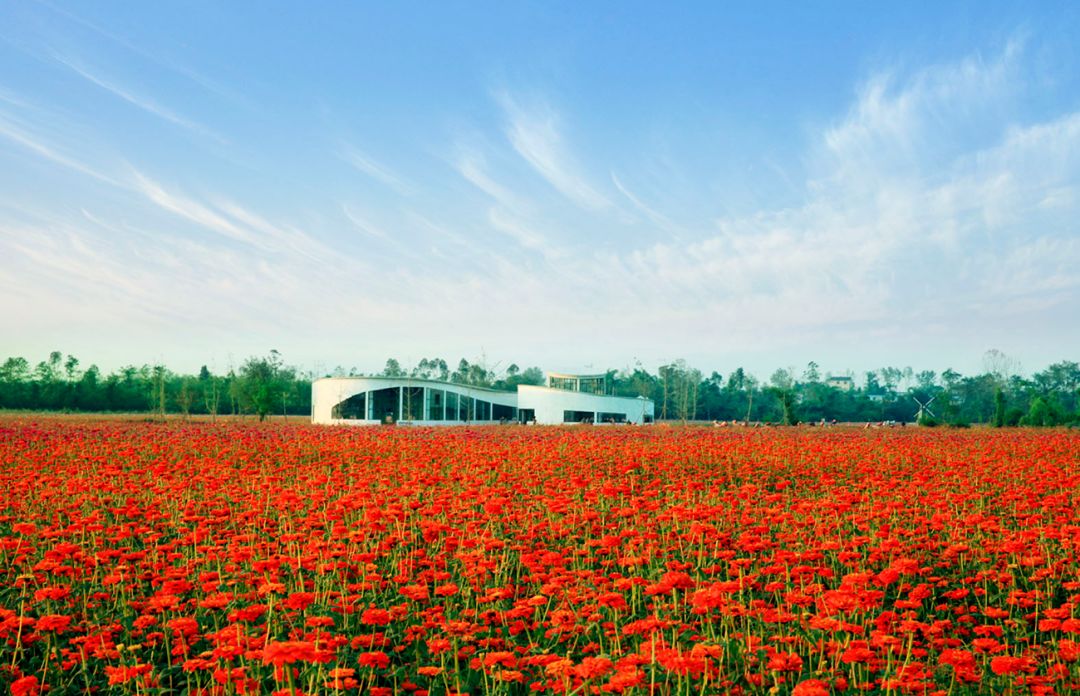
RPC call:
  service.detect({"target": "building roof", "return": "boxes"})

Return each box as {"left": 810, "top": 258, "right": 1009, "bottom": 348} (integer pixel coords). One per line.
{"left": 313, "top": 375, "right": 514, "bottom": 395}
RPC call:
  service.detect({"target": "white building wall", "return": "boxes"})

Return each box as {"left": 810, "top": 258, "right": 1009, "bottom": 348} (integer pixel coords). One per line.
{"left": 517, "top": 385, "right": 654, "bottom": 424}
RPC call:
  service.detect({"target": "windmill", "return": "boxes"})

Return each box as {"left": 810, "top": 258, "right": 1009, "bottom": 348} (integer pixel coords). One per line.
{"left": 913, "top": 395, "right": 937, "bottom": 424}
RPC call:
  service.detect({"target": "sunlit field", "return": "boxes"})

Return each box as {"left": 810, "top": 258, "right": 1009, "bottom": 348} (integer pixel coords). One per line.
{"left": 2, "top": 417, "right": 1079, "bottom": 695}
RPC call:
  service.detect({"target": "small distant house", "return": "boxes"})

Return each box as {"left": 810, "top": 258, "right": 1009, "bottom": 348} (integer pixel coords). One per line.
{"left": 826, "top": 376, "right": 855, "bottom": 392}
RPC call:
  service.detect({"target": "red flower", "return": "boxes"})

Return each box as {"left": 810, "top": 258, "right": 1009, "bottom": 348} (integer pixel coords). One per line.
{"left": 990, "top": 655, "right": 1035, "bottom": 675}
{"left": 574, "top": 656, "right": 614, "bottom": 679}
{"left": 282, "top": 592, "right": 315, "bottom": 611}
{"left": 11, "top": 676, "right": 41, "bottom": 696}
{"left": 358, "top": 651, "right": 390, "bottom": 669}
{"left": 766, "top": 651, "right": 803, "bottom": 673}
{"left": 792, "top": 679, "right": 830, "bottom": 696}
{"left": 105, "top": 664, "right": 153, "bottom": 685}
{"left": 35, "top": 615, "right": 72, "bottom": 633}
{"left": 262, "top": 641, "right": 317, "bottom": 666}
{"left": 361, "top": 608, "right": 392, "bottom": 626}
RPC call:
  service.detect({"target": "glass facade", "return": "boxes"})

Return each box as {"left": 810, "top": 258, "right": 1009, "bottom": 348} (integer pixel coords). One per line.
{"left": 401, "top": 386, "right": 424, "bottom": 421}
{"left": 597, "top": 411, "right": 627, "bottom": 423}
{"left": 549, "top": 376, "right": 577, "bottom": 391}
{"left": 563, "top": 410, "right": 594, "bottom": 423}
{"left": 578, "top": 377, "right": 607, "bottom": 395}
{"left": 370, "top": 387, "right": 399, "bottom": 423}
{"left": 548, "top": 374, "right": 608, "bottom": 395}
{"left": 492, "top": 403, "right": 516, "bottom": 421}
{"left": 331, "top": 393, "right": 367, "bottom": 419}
{"left": 427, "top": 389, "right": 444, "bottom": 421}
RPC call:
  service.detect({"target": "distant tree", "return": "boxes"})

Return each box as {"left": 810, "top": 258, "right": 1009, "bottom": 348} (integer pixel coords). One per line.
{"left": 75, "top": 366, "right": 103, "bottom": 411}
{"left": 0, "top": 357, "right": 30, "bottom": 408}
{"left": 879, "top": 367, "right": 902, "bottom": 395}
{"left": 698, "top": 371, "right": 725, "bottom": 419}
{"left": 382, "top": 358, "right": 404, "bottom": 377}
{"left": 768, "top": 368, "right": 797, "bottom": 424}
{"left": 993, "top": 387, "right": 1006, "bottom": 428}
{"left": 38, "top": 351, "right": 62, "bottom": 383}
{"left": 769, "top": 368, "right": 794, "bottom": 391}
{"left": 64, "top": 355, "right": 80, "bottom": 383}
{"left": 915, "top": 370, "right": 937, "bottom": 391}
{"left": 239, "top": 351, "right": 285, "bottom": 421}
{"left": 983, "top": 349, "right": 1020, "bottom": 384}
{"left": 1023, "top": 397, "right": 1057, "bottom": 427}
{"left": 177, "top": 377, "right": 196, "bottom": 420}
{"left": 0, "top": 356, "right": 30, "bottom": 383}
{"left": 518, "top": 367, "right": 544, "bottom": 385}
{"left": 803, "top": 361, "right": 820, "bottom": 384}
{"left": 467, "top": 361, "right": 492, "bottom": 387}
{"left": 151, "top": 365, "right": 168, "bottom": 420}
{"left": 200, "top": 366, "right": 221, "bottom": 422}
{"left": 668, "top": 361, "right": 702, "bottom": 421}
{"left": 724, "top": 367, "right": 759, "bottom": 422}
{"left": 618, "top": 362, "right": 658, "bottom": 400}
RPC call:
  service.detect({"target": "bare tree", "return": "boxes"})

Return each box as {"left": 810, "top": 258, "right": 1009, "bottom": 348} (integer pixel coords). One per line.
{"left": 983, "top": 349, "right": 1019, "bottom": 385}
{"left": 177, "top": 377, "right": 195, "bottom": 420}
{"left": 203, "top": 375, "right": 221, "bottom": 422}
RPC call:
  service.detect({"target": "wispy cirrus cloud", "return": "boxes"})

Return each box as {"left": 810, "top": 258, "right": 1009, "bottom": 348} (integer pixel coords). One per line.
{"left": 130, "top": 170, "right": 333, "bottom": 263}
{"left": 487, "top": 207, "right": 550, "bottom": 254}
{"left": 0, "top": 108, "right": 120, "bottom": 185}
{"left": 37, "top": 0, "right": 249, "bottom": 107}
{"left": 610, "top": 171, "right": 679, "bottom": 233}
{"left": 496, "top": 91, "right": 610, "bottom": 210}
{"left": 339, "top": 146, "right": 410, "bottom": 194}
{"left": 456, "top": 149, "right": 528, "bottom": 211}
{"left": 52, "top": 55, "right": 222, "bottom": 141}
{"left": 341, "top": 204, "right": 389, "bottom": 239}
{"left": 131, "top": 171, "right": 256, "bottom": 245}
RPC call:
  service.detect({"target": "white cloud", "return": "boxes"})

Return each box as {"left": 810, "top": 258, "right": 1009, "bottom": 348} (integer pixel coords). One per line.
{"left": 339, "top": 146, "right": 410, "bottom": 194}
{"left": 487, "top": 207, "right": 549, "bottom": 253}
{"left": 130, "top": 170, "right": 334, "bottom": 265}
{"left": 5, "top": 37, "right": 1078, "bottom": 374}
{"left": 53, "top": 56, "right": 221, "bottom": 141}
{"left": 0, "top": 110, "right": 120, "bottom": 185}
{"left": 590, "top": 43, "right": 1080, "bottom": 340}
{"left": 341, "top": 204, "right": 388, "bottom": 239}
{"left": 496, "top": 91, "right": 610, "bottom": 210}
{"left": 456, "top": 150, "right": 528, "bottom": 211}
{"left": 131, "top": 171, "right": 257, "bottom": 245}
{"left": 611, "top": 171, "right": 677, "bottom": 231}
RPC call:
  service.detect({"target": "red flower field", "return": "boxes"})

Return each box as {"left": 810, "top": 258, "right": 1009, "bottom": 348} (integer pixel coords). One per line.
{"left": 1, "top": 417, "right": 1079, "bottom": 694}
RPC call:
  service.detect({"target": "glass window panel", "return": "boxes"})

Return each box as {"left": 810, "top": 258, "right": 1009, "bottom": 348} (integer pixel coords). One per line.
{"left": 428, "top": 389, "right": 444, "bottom": 421}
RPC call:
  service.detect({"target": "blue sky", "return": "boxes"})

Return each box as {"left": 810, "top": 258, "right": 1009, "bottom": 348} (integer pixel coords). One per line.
{"left": 1, "top": 2, "right": 1079, "bottom": 379}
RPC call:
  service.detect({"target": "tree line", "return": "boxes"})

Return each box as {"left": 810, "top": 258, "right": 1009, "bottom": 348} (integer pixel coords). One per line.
{"left": 613, "top": 356, "right": 1079, "bottom": 427}
{"left": 1, "top": 350, "right": 1077, "bottom": 426}
{"left": 0, "top": 350, "right": 308, "bottom": 421}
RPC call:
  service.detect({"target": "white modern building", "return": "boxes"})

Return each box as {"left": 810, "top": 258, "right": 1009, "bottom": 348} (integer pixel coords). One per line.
{"left": 311, "top": 372, "right": 654, "bottom": 426}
